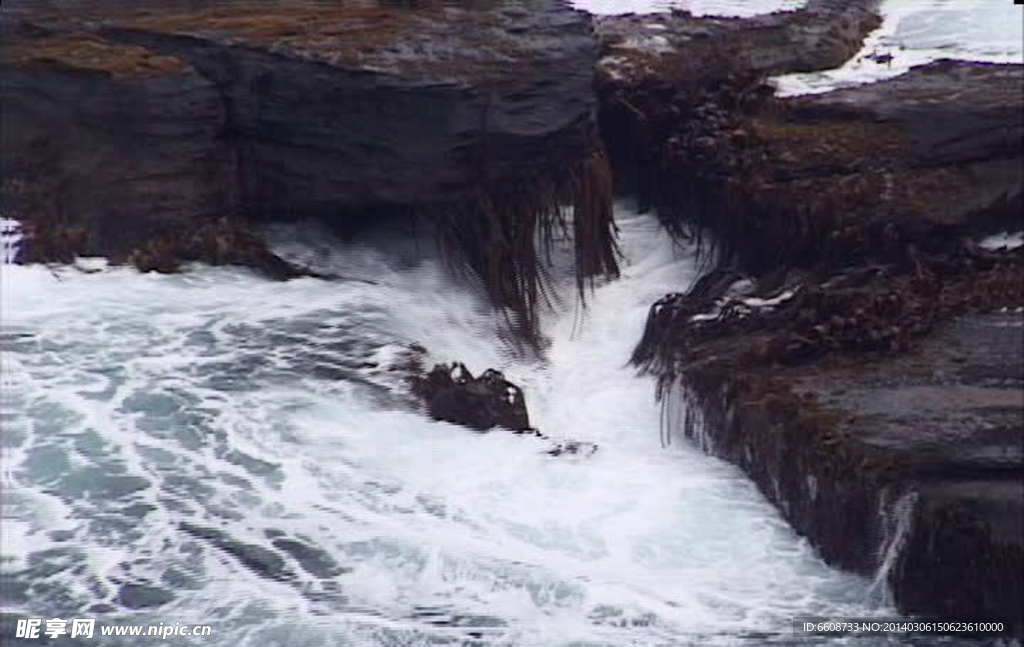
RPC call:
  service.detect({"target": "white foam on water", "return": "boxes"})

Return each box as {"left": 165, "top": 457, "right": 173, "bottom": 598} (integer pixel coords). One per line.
{"left": 774, "top": 0, "right": 1024, "bottom": 96}
{"left": 3, "top": 206, "right": 889, "bottom": 645}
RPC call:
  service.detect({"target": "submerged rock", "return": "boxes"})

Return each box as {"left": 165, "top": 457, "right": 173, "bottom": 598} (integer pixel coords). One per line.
{"left": 180, "top": 522, "right": 297, "bottom": 583}
{"left": 626, "top": 78, "right": 1023, "bottom": 630}
{"left": 609, "top": 0, "right": 1022, "bottom": 626}
{"left": 601, "top": 51, "right": 1022, "bottom": 271}
{"left": 271, "top": 538, "right": 351, "bottom": 579}
{"left": 545, "top": 441, "right": 599, "bottom": 458}
{"left": 115, "top": 582, "right": 175, "bottom": 610}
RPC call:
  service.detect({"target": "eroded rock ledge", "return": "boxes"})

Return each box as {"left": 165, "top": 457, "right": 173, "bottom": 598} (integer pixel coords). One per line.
{"left": 610, "top": 4, "right": 1024, "bottom": 626}
{"left": 0, "top": 0, "right": 618, "bottom": 339}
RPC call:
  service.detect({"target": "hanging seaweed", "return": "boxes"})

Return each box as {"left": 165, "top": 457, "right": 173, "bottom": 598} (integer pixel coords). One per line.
{"left": 434, "top": 147, "right": 621, "bottom": 348}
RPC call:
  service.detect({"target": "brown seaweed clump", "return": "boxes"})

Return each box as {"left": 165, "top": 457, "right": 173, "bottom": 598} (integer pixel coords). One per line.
{"left": 436, "top": 148, "right": 620, "bottom": 345}
{"left": 632, "top": 244, "right": 1024, "bottom": 388}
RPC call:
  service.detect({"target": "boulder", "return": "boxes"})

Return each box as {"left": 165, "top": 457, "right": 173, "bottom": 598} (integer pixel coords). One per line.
{"left": 410, "top": 361, "right": 600, "bottom": 457}
{"left": 632, "top": 198, "right": 1023, "bottom": 627}
{"left": 662, "top": 309, "right": 1023, "bottom": 630}
{"left": 599, "top": 44, "right": 1023, "bottom": 272}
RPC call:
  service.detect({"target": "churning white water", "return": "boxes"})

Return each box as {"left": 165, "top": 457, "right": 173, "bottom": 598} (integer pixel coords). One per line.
{"left": 1, "top": 206, "right": 892, "bottom": 646}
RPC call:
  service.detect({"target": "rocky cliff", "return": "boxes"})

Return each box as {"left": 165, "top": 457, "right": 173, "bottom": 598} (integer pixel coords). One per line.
{"left": 0, "top": 0, "right": 619, "bottom": 340}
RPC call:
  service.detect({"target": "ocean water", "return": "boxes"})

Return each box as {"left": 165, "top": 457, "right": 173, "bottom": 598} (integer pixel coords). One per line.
{"left": 2, "top": 207, "right": 895, "bottom": 646}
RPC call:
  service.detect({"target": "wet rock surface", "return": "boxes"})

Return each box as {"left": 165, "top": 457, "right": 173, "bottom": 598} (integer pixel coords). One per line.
{"left": 595, "top": 0, "right": 883, "bottom": 213}
{"left": 608, "top": 0, "right": 1023, "bottom": 627}
{"left": 115, "top": 582, "right": 176, "bottom": 610}
{"left": 597, "top": 2, "right": 1021, "bottom": 272}
{"left": 647, "top": 302, "right": 1022, "bottom": 625}
{"left": 411, "top": 363, "right": 531, "bottom": 433}
{"left": 2, "top": 1, "right": 599, "bottom": 227}
{"left": 1, "top": 0, "right": 619, "bottom": 335}
{"left": 629, "top": 183, "right": 1023, "bottom": 627}
{"left": 411, "top": 362, "right": 599, "bottom": 457}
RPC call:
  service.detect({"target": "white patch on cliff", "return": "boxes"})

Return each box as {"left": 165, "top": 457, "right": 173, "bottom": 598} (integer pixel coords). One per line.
{"left": 979, "top": 231, "right": 1024, "bottom": 251}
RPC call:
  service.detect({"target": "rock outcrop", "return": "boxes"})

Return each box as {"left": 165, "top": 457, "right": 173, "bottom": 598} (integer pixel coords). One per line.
{"left": 410, "top": 361, "right": 598, "bottom": 457}
{"left": 411, "top": 363, "right": 531, "bottom": 433}
{"left": 649, "top": 305, "right": 1023, "bottom": 628}
{"left": 1, "top": 0, "right": 619, "bottom": 339}
{"left": 595, "top": 3, "right": 1021, "bottom": 273}
{"left": 605, "top": 0, "right": 1023, "bottom": 628}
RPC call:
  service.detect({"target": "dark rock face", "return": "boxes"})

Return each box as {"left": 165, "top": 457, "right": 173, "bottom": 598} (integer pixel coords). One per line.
{"left": 115, "top": 582, "right": 175, "bottom": 610}
{"left": 1, "top": 34, "right": 230, "bottom": 262}
{"left": 2, "top": 1, "right": 599, "bottom": 225}
{"left": 97, "top": 2, "right": 600, "bottom": 213}
{"left": 411, "top": 363, "right": 530, "bottom": 433}
{"left": 610, "top": 0, "right": 1023, "bottom": 626}
{"left": 1, "top": 1, "right": 620, "bottom": 337}
{"left": 595, "top": 0, "right": 883, "bottom": 212}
